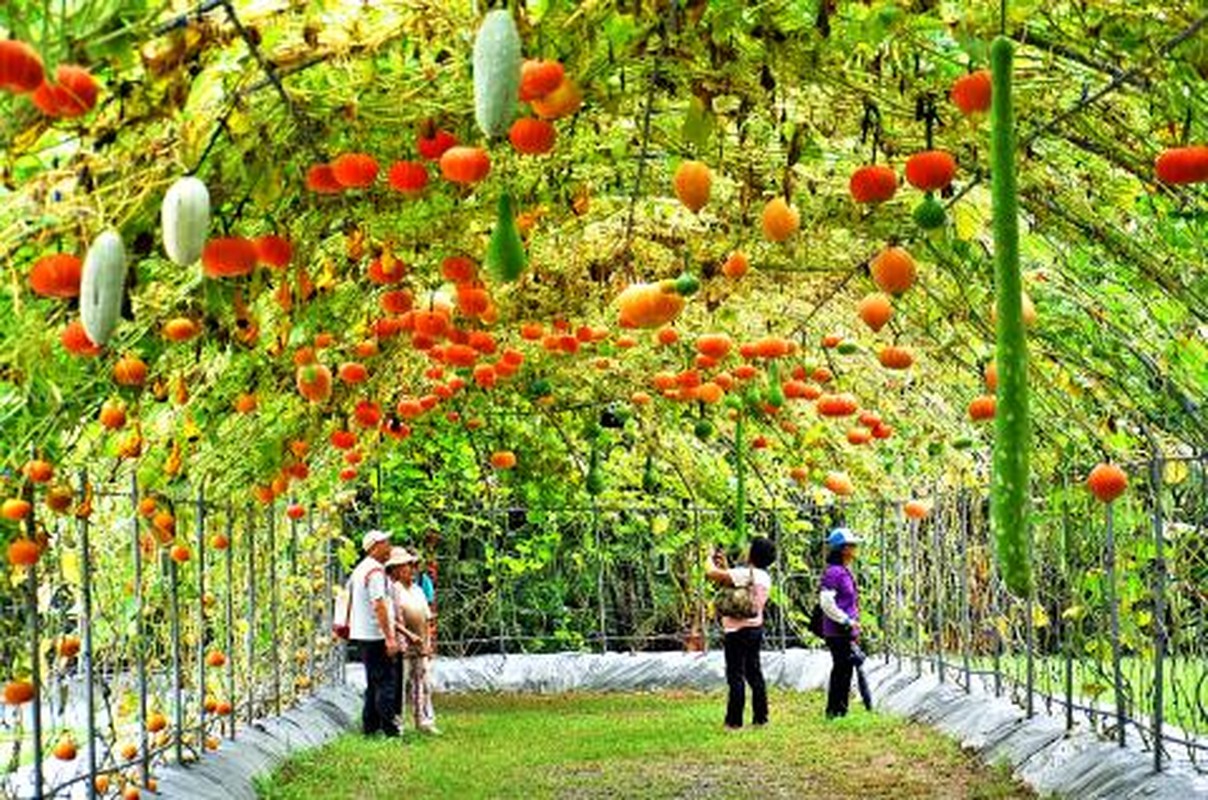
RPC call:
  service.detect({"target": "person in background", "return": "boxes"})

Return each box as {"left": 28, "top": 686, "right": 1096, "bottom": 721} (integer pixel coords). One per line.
{"left": 819, "top": 528, "right": 862, "bottom": 719}
{"left": 387, "top": 546, "right": 439, "bottom": 735}
{"left": 704, "top": 536, "right": 776, "bottom": 730}
{"left": 349, "top": 529, "right": 400, "bottom": 737}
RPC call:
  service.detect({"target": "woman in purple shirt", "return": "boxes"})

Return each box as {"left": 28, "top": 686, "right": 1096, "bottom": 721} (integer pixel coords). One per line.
{"left": 819, "top": 528, "right": 861, "bottom": 718}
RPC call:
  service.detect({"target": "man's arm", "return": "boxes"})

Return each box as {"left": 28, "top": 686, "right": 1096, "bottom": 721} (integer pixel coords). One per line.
{"left": 374, "top": 598, "right": 398, "bottom": 654}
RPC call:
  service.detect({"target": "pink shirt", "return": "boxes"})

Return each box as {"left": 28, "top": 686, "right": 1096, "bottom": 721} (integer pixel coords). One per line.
{"left": 721, "top": 567, "right": 771, "bottom": 633}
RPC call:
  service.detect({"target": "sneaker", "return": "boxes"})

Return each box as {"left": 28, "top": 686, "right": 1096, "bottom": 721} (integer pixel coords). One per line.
{"left": 419, "top": 724, "right": 442, "bottom": 736}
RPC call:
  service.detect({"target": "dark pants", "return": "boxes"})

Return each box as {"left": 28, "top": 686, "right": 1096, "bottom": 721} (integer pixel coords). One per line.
{"left": 723, "top": 627, "right": 767, "bottom": 728}
{"left": 825, "top": 636, "right": 854, "bottom": 718}
{"left": 358, "top": 639, "right": 400, "bottom": 736}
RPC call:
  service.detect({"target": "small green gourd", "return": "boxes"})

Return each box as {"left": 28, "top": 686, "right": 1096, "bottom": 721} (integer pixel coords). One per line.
{"left": 913, "top": 192, "right": 946, "bottom": 230}
{"left": 989, "top": 35, "right": 1033, "bottom": 598}
{"left": 472, "top": 10, "right": 522, "bottom": 140}
{"left": 766, "top": 362, "right": 785, "bottom": 408}
{"left": 486, "top": 190, "right": 526, "bottom": 282}
{"left": 642, "top": 454, "right": 657, "bottom": 493}
{"left": 674, "top": 272, "right": 700, "bottom": 296}
{"left": 585, "top": 445, "right": 605, "bottom": 496}
{"left": 80, "top": 230, "right": 128, "bottom": 346}
{"left": 693, "top": 419, "right": 714, "bottom": 441}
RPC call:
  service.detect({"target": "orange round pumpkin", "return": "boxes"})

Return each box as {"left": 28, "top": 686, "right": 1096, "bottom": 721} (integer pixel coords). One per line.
{"left": 253, "top": 235, "right": 292, "bottom": 270}
{"left": 951, "top": 70, "right": 992, "bottom": 116}
{"left": 60, "top": 320, "right": 102, "bottom": 357}
{"left": 904, "top": 500, "right": 931, "bottom": 519}
{"left": 968, "top": 395, "right": 996, "bottom": 421}
{"left": 338, "top": 362, "right": 368, "bottom": 384}
{"left": 439, "top": 147, "right": 491, "bottom": 185}
{"left": 306, "top": 164, "right": 343, "bottom": 194}
{"left": 529, "top": 77, "right": 582, "bottom": 120}
{"left": 387, "top": 161, "right": 429, "bottom": 195}
{"left": 1, "top": 498, "right": 32, "bottom": 520}
{"left": 509, "top": 118, "right": 556, "bottom": 155}
{"left": 417, "top": 126, "right": 457, "bottom": 161}
{"left": 519, "top": 59, "right": 565, "bottom": 102}
{"left": 696, "top": 334, "right": 732, "bottom": 359}
{"left": 846, "top": 428, "right": 872, "bottom": 445}
{"left": 761, "top": 197, "right": 799, "bottom": 242}
{"left": 296, "top": 363, "right": 332, "bottom": 403}
{"left": 857, "top": 292, "right": 894, "bottom": 332}
{"left": 22, "top": 460, "right": 53, "bottom": 483}
{"left": 29, "top": 254, "right": 82, "bottom": 298}
{"left": 6, "top": 538, "right": 40, "bottom": 567}
{"left": 490, "top": 451, "right": 517, "bottom": 470}
{"left": 1154, "top": 146, "right": 1208, "bottom": 185}
{"left": 99, "top": 400, "right": 126, "bottom": 430}
{"left": 202, "top": 238, "right": 258, "bottom": 279}
{"left": 870, "top": 246, "right": 917, "bottom": 295}
{"left": 878, "top": 345, "right": 914, "bottom": 370}
{"left": 849, "top": 165, "right": 897, "bottom": 204}
{"left": 721, "top": 251, "right": 749, "bottom": 279}
{"left": 330, "top": 153, "right": 379, "bottom": 188}
{"left": 905, "top": 150, "right": 957, "bottom": 192}
{"left": 984, "top": 362, "right": 998, "bottom": 392}
{"left": 1087, "top": 463, "right": 1128, "bottom": 503}
{"left": 673, "top": 161, "right": 711, "bottom": 213}
{"left": 113, "top": 355, "right": 148, "bottom": 387}
{"left": 0, "top": 40, "right": 44, "bottom": 94}
{"left": 33, "top": 65, "right": 99, "bottom": 117}
{"left": 824, "top": 472, "right": 854, "bottom": 496}
{"left": 162, "top": 318, "right": 199, "bottom": 342}
{"left": 817, "top": 393, "right": 858, "bottom": 417}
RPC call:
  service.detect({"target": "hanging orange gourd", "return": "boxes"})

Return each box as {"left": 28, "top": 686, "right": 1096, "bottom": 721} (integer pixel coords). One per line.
{"left": 870, "top": 246, "right": 917, "bottom": 295}
{"left": 28, "top": 254, "right": 82, "bottom": 298}
{"left": 616, "top": 282, "right": 686, "bottom": 329}
{"left": 519, "top": 60, "right": 565, "bottom": 102}
{"left": 849, "top": 165, "right": 897, "bottom": 204}
{"left": 0, "top": 40, "right": 44, "bottom": 94}
{"left": 202, "top": 238, "right": 258, "bottom": 279}
{"left": 330, "top": 153, "right": 379, "bottom": 188}
{"left": 857, "top": 292, "right": 894, "bottom": 332}
{"left": 529, "top": 76, "right": 582, "bottom": 120}
{"left": 439, "top": 146, "right": 491, "bottom": 184}
{"left": 253, "top": 236, "right": 292, "bottom": 270}
{"left": 32, "top": 65, "right": 99, "bottom": 117}
{"left": 295, "top": 363, "right": 332, "bottom": 403}
{"left": 951, "top": 70, "right": 992, "bottom": 116}
{"left": 509, "top": 118, "right": 556, "bottom": 155}
{"left": 878, "top": 345, "right": 914, "bottom": 370}
{"left": 1154, "top": 145, "right": 1208, "bottom": 185}
{"left": 387, "top": 161, "right": 429, "bottom": 195}
{"left": 673, "top": 161, "right": 711, "bottom": 213}
{"left": 905, "top": 150, "right": 956, "bottom": 192}
{"left": 761, "top": 197, "right": 799, "bottom": 242}
{"left": 306, "top": 164, "right": 343, "bottom": 194}
{"left": 968, "top": 395, "right": 996, "bottom": 421}
{"left": 113, "top": 355, "right": 148, "bottom": 387}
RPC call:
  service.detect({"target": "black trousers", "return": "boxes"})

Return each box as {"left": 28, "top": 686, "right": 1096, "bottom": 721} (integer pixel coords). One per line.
{"left": 723, "top": 626, "right": 767, "bottom": 727}
{"left": 825, "top": 636, "right": 854, "bottom": 718}
{"left": 358, "top": 639, "right": 400, "bottom": 736}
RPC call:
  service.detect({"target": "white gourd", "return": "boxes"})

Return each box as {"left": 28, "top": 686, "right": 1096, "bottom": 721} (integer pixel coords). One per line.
{"left": 472, "top": 10, "right": 522, "bottom": 140}
{"left": 161, "top": 176, "right": 210, "bottom": 266}
{"left": 80, "top": 230, "right": 127, "bottom": 346}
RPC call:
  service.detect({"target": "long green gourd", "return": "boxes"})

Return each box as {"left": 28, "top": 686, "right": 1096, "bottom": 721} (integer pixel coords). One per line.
{"left": 734, "top": 412, "right": 746, "bottom": 539}
{"left": 990, "top": 36, "right": 1033, "bottom": 597}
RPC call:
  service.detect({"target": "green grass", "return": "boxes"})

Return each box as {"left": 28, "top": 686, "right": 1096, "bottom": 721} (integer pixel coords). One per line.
{"left": 257, "top": 691, "right": 1034, "bottom": 799}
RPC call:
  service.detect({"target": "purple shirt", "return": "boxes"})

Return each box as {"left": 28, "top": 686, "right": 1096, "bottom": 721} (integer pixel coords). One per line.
{"left": 820, "top": 564, "right": 859, "bottom": 638}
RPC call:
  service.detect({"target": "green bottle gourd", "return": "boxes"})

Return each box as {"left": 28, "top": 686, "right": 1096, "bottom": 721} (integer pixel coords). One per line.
{"left": 486, "top": 190, "right": 526, "bottom": 282}
{"left": 766, "top": 362, "right": 785, "bottom": 408}
{"left": 641, "top": 454, "right": 657, "bottom": 494}
{"left": 585, "top": 444, "right": 605, "bottom": 496}
{"left": 989, "top": 36, "right": 1033, "bottom": 598}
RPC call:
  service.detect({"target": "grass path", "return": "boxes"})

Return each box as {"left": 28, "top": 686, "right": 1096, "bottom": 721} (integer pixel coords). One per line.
{"left": 258, "top": 691, "right": 1034, "bottom": 799}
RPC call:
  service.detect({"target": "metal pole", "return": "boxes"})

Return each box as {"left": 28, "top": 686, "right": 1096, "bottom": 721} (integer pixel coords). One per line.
{"left": 593, "top": 500, "right": 607, "bottom": 654}
{"left": 224, "top": 502, "right": 235, "bottom": 740}
{"left": 307, "top": 506, "right": 317, "bottom": 692}
{"left": 989, "top": 493, "right": 1002, "bottom": 698}
{"left": 893, "top": 512, "right": 903, "bottom": 672}
{"left": 1150, "top": 455, "right": 1167, "bottom": 771}
{"left": 934, "top": 501, "right": 945, "bottom": 683}
{"left": 195, "top": 484, "right": 207, "bottom": 752}
{"left": 131, "top": 474, "right": 150, "bottom": 785}
{"left": 1025, "top": 581, "right": 1035, "bottom": 718}
{"left": 911, "top": 518, "right": 922, "bottom": 675}
{"left": 77, "top": 470, "right": 98, "bottom": 800}
{"left": 268, "top": 504, "right": 281, "bottom": 714}
{"left": 878, "top": 500, "right": 887, "bottom": 665}
{"left": 287, "top": 500, "right": 299, "bottom": 705}
{"left": 245, "top": 502, "right": 257, "bottom": 724}
{"left": 25, "top": 464, "right": 43, "bottom": 800}
{"left": 495, "top": 506, "right": 506, "bottom": 656}
{"left": 775, "top": 510, "right": 786, "bottom": 653}
{"left": 169, "top": 555, "right": 184, "bottom": 764}
{"left": 957, "top": 491, "right": 972, "bottom": 692}
{"left": 1063, "top": 481, "right": 1074, "bottom": 732}
{"left": 1105, "top": 501, "right": 1126, "bottom": 747}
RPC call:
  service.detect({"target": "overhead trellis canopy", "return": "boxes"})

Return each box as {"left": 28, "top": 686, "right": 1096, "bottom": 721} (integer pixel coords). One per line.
{"left": 0, "top": 0, "right": 1205, "bottom": 504}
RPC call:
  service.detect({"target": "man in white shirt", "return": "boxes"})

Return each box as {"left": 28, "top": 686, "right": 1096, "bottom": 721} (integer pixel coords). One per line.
{"left": 350, "top": 529, "right": 401, "bottom": 736}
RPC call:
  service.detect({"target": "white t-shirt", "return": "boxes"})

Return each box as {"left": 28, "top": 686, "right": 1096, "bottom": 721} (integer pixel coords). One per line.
{"left": 722, "top": 566, "right": 772, "bottom": 633}
{"left": 349, "top": 556, "right": 390, "bottom": 641}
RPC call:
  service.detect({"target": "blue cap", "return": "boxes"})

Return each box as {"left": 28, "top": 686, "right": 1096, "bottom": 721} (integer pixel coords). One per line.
{"left": 827, "top": 528, "right": 861, "bottom": 549}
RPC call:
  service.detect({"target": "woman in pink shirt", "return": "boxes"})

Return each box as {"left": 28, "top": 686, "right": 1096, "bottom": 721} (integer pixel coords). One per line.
{"left": 705, "top": 536, "right": 776, "bottom": 729}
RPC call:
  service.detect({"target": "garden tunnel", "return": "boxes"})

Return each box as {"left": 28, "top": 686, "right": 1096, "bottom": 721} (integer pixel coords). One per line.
{"left": 0, "top": 0, "right": 1207, "bottom": 797}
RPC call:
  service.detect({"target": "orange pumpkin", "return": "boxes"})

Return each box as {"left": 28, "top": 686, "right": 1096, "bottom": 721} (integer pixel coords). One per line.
{"left": 380, "top": 289, "right": 413, "bottom": 315}
{"left": 7, "top": 539, "right": 40, "bottom": 567}
{"left": 695, "top": 382, "right": 724, "bottom": 404}
{"left": 696, "top": 334, "right": 732, "bottom": 359}
{"left": 99, "top": 400, "right": 127, "bottom": 430}
{"left": 1154, "top": 146, "right": 1208, "bottom": 185}
{"left": 32, "top": 65, "right": 99, "bottom": 117}
{"left": 296, "top": 364, "right": 332, "bottom": 403}
{"left": 330, "top": 153, "right": 379, "bottom": 188}
{"left": 1086, "top": 463, "right": 1128, "bottom": 503}
{"left": 519, "top": 59, "right": 565, "bottom": 101}
{"left": 439, "top": 146, "right": 491, "bottom": 184}
{"left": 366, "top": 253, "right": 406, "bottom": 285}
{"left": 456, "top": 284, "right": 491, "bottom": 317}
{"left": 870, "top": 246, "right": 917, "bottom": 295}
{"left": 253, "top": 235, "right": 292, "bottom": 270}
{"left": 0, "top": 40, "right": 44, "bottom": 93}
{"left": 1, "top": 499, "right": 32, "bottom": 520}
{"left": 338, "top": 362, "right": 368, "bottom": 384}
{"left": 951, "top": 70, "right": 992, "bottom": 116}
{"left": 509, "top": 118, "right": 556, "bottom": 155}
{"left": 878, "top": 345, "right": 914, "bottom": 370}
{"left": 816, "top": 393, "right": 858, "bottom": 417}
{"left": 202, "top": 238, "right": 258, "bottom": 278}
{"left": 441, "top": 256, "right": 477, "bottom": 284}
{"left": 490, "top": 451, "right": 517, "bottom": 470}
{"left": 656, "top": 327, "right": 679, "bottom": 346}
{"left": 846, "top": 428, "right": 871, "bottom": 445}
{"left": 631, "top": 391, "right": 652, "bottom": 405}
{"left": 162, "top": 318, "right": 199, "bottom": 342}
{"left": 616, "top": 283, "right": 686, "bottom": 329}
{"left": 984, "top": 362, "right": 998, "bottom": 392}
{"left": 113, "top": 355, "right": 148, "bottom": 387}
{"left": 22, "top": 459, "right": 53, "bottom": 484}
{"left": 61, "top": 320, "right": 102, "bottom": 357}
{"left": 529, "top": 77, "right": 582, "bottom": 120}
{"left": 673, "top": 161, "right": 711, "bottom": 213}
{"left": 905, "top": 150, "right": 956, "bottom": 191}
{"left": 824, "top": 472, "right": 854, "bottom": 496}
{"left": 29, "top": 253, "right": 82, "bottom": 298}
{"left": 306, "top": 164, "right": 343, "bottom": 194}
{"left": 761, "top": 197, "right": 799, "bottom": 242}
{"left": 849, "top": 165, "right": 897, "bottom": 204}
{"left": 417, "top": 125, "right": 458, "bottom": 161}
{"left": 234, "top": 393, "right": 258, "bottom": 414}
{"left": 721, "top": 251, "right": 749, "bottom": 279}
{"left": 857, "top": 292, "right": 893, "bottom": 332}
{"left": 968, "top": 395, "right": 996, "bottom": 421}
{"left": 904, "top": 500, "right": 931, "bottom": 519}
{"left": 387, "top": 161, "right": 429, "bottom": 195}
